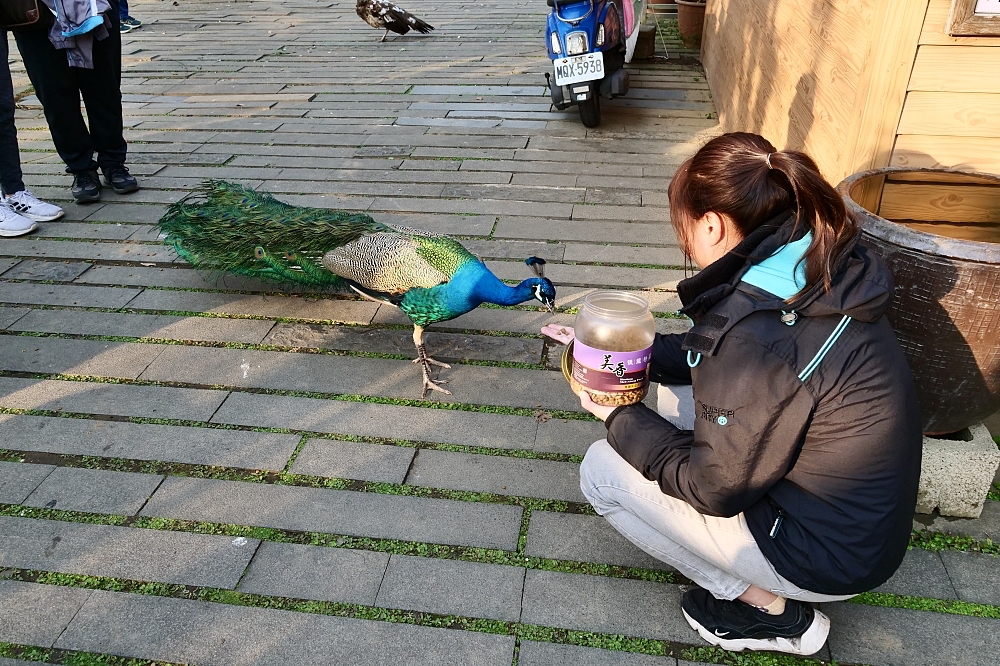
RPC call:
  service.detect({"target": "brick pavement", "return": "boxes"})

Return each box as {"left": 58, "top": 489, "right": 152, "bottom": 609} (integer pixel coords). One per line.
{"left": 1, "top": 1, "right": 999, "bottom": 664}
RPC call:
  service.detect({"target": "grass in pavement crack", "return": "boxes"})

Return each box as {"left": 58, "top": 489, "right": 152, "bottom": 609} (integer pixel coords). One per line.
{"left": 0, "top": 641, "right": 181, "bottom": 666}
{"left": 3, "top": 571, "right": 833, "bottom": 665}
{"left": 850, "top": 592, "right": 1000, "bottom": 619}
{"left": 909, "top": 529, "right": 1000, "bottom": 556}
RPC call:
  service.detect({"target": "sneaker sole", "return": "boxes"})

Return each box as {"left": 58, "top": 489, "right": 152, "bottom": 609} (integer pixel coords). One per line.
{"left": 0, "top": 221, "right": 39, "bottom": 237}
{"left": 73, "top": 192, "right": 101, "bottom": 204}
{"left": 104, "top": 180, "right": 139, "bottom": 195}
{"left": 21, "top": 210, "right": 65, "bottom": 222}
{"left": 681, "top": 607, "right": 830, "bottom": 656}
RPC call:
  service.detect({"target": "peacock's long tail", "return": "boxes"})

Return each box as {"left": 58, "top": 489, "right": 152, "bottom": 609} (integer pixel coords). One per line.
{"left": 157, "top": 180, "right": 385, "bottom": 287}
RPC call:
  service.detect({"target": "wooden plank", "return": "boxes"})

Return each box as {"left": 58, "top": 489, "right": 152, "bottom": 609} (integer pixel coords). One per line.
{"left": 843, "top": 0, "right": 929, "bottom": 210}
{"left": 890, "top": 134, "right": 1000, "bottom": 173}
{"left": 920, "top": 0, "right": 1000, "bottom": 44}
{"left": 909, "top": 45, "right": 1000, "bottom": 92}
{"left": 897, "top": 91, "right": 1000, "bottom": 136}
{"left": 879, "top": 182, "right": 1000, "bottom": 222}
{"left": 701, "top": 0, "right": 879, "bottom": 181}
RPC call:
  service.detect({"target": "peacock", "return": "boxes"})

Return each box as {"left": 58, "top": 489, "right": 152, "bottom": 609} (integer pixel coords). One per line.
{"left": 157, "top": 181, "right": 556, "bottom": 397}
{"left": 356, "top": 0, "right": 434, "bottom": 42}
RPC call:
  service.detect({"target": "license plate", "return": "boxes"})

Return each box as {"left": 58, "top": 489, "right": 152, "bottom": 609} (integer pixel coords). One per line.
{"left": 553, "top": 52, "right": 604, "bottom": 87}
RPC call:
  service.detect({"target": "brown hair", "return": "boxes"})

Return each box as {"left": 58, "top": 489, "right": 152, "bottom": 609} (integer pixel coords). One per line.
{"left": 667, "top": 132, "right": 859, "bottom": 297}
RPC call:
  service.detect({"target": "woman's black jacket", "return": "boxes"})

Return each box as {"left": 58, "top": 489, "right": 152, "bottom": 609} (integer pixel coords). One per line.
{"left": 604, "top": 213, "right": 922, "bottom": 595}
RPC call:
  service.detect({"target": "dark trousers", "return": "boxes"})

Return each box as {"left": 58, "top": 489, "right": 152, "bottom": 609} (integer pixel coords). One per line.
{"left": 12, "top": 6, "right": 127, "bottom": 174}
{"left": 120, "top": 0, "right": 129, "bottom": 20}
{"left": 0, "top": 33, "right": 25, "bottom": 195}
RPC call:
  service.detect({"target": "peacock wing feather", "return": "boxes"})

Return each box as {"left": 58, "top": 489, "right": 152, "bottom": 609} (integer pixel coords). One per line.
{"left": 157, "top": 180, "right": 386, "bottom": 288}
{"left": 321, "top": 230, "right": 450, "bottom": 296}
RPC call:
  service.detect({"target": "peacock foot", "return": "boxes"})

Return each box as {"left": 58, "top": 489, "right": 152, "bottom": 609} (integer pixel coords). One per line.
{"left": 412, "top": 356, "right": 451, "bottom": 369}
{"left": 419, "top": 362, "right": 452, "bottom": 398}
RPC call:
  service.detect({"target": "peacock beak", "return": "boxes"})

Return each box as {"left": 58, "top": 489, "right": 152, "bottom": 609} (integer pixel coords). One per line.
{"left": 545, "top": 299, "right": 555, "bottom": 314}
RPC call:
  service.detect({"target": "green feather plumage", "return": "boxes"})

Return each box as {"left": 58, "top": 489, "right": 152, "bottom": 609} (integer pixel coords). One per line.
{"left": 158, "top": 180, "right": 388, "bottom": 287}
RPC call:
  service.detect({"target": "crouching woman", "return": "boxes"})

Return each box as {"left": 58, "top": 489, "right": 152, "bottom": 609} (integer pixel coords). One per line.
{"left": 544, "top": 132, "right": 921, "bottom": 655}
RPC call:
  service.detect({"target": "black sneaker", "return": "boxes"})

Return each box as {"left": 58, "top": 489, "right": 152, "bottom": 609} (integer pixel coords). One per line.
{"left": 71, "top": 169, "right": 101, "bottom": 203}
{"left": 102, "top": 165, "right": 139, "bottom": 194}
{"left": 680, "top": 588, "right": 830, "bottom": 655}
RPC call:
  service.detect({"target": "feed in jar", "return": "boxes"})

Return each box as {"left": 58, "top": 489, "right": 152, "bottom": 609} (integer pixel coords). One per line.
{"left": 569, "top": 291, "right": 655, "bottom": 406}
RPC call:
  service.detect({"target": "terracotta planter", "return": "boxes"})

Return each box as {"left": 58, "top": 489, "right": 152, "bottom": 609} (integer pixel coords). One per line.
{"left": 676, "top": 0, "right": 706, "bottom": 48}
{"left": 837, "top": 167, "right": 1000, "bottom": 435}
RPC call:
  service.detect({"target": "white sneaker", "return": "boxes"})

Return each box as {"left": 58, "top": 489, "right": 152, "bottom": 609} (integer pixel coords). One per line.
{"left": 3, "top": 189, "right": 65, "bottom": 222}
{"left": 0, "top": 205, "right": 38, "bottom": 237}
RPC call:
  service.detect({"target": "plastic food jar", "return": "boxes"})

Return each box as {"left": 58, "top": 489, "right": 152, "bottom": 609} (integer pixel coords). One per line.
{"left": 566, "top": 291, "right": 656, "bottom": 406}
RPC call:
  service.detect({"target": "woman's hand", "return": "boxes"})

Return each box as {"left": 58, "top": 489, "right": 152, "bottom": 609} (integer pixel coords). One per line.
{"left": 577, "top": 390, "right": 618, "bottom": 422}
{"left": 541, "top": 323, "right": 574, "bottom": 345}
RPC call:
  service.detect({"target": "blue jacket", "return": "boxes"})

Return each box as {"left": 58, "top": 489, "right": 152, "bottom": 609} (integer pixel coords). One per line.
{"left": 42, "top": 0, "right": 111, "bottom": 68}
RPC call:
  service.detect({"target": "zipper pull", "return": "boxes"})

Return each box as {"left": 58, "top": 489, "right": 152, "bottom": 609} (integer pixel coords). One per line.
{"left": 769, "top": 511, "right": 784, "bottom": 538}
{"left": 780, "top": 310, "right": 798, "bottom": 326}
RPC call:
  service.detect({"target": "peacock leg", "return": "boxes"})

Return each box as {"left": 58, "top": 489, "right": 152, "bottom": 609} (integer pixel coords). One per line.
{"left": 412, "top": 325, "right": 452, "bottom": 397}
{"left": 380, "top": 29, "right": 389, "bottom": 42}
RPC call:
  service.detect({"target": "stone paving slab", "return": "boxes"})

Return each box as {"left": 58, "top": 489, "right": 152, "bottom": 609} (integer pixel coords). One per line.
{"left": 920, "top": 499, "right": 1000, "bottom": 540}
{"left": 0, "top": 260, "right": 92, "bottom": 281}
{"left": 488, "top": 260, "right": 684, "bottom": 291}
{"left": 23, "top": 467, "right": 163, "bottom": 515}
{"left": 0, "top": 306, "right": 29, "bottom": 329}
{"left": 140, "top": 345, "right": 583, "bottom": 411}
{"left": 0, "top": 282, "right": 141, "bottom": 309}
{"left": 0, "top": 376, "right": 228, "bottom": 421}
{"left": 406, "top": 449, "right": 585, "bottom": 502}
{"left": 74, "top": 264, "right": 325, "bottom": 293}
{"left": 0, "top": 336, "right": 163, "bottom": 379}
{"left": 29, "top": 223, "right": 140, "bottom": 241}
{"left": 371, "top": 304, "right": 573, "bottom": 337}
{"left": 140, "top": 476, "right": 523, "bottom": 551}
{"left": 126, "top": 289, "right": 380, "bottom": 323}
{"left": 534, "top": 419, "right": 604, "bottom": 456}
{"left": 823, "top": 601, "right": 1000, "bottom": 665}
{"left": 0, "top": 516, "right": 259, "bottom": 589}
{"left": 526, "top": 511, "right": 674, "bottom": 572}
{"left": 874, "top": 548, "right": 957, "bottom": 600}
{"left": 0, "top": 658, "right": 44, "bottom": 666}
{"left": 0, "top": 461, "right": 54, "bottom": 504}
{"left": 0, "top": 239, "right": 177, "bottom": 263}
{"left": 263, "top": 322, "right": 544, "bottom": 364}
{"left": 54, "top": 589, "right": 516, "bottom": 666}
{"left": 290, "top": 439, "right": 416, "bottom": 484}
{"left": 210, "top": 390, "right": 543, "bottom": 450}
{"left": 375, "top": 554, "right": 525, "bottom": 622}
{"left": 236, "top": 541, "right": 389, "bottom": 606}
{"left": 517, "top": 641, "right": 679, "bottom": 666}
{"left": 0, "top": 580, "right": 92, "bottom": 647}
{"left": 7, "top": 309, "right": 276, "bottom": 344}
{"left": 521, "top": 570, "right": 691, "bottom": 641}
{"left": 494, "top": 217, "right": 678, "bottom": 246}
{"left": 0, "top": 258, "right": 19, "bottom": 274}
{"left": 939, "top": 550, "right": 1000, "bottom": 606}
{"left": 0, "top": 415, "right": 299, "bottom": 471}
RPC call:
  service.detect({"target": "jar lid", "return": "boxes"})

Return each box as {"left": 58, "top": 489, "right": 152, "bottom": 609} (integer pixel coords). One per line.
{"left": 582, "top": 291, "right": 650, "bottom": 319}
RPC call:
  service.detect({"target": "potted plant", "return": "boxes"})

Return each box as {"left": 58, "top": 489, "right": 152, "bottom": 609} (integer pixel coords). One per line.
{"left": 676, "top": 0, "right": 706, "bottom": 49}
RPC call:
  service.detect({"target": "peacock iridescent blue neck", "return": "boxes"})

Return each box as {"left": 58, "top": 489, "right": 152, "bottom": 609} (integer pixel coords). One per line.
{"left": 398, "top": 260, "right": 536, "bottom": 327}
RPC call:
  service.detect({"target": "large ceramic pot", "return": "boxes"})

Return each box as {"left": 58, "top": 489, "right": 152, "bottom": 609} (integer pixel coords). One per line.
{"left": 837, "top": 167, "right": 1000, "bottom": 435}
{"left": 676, "top": 0, "right": 706, "bottom": 49}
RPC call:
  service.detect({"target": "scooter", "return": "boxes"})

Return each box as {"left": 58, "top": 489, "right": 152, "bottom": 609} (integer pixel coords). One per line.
{"left": 544, "top": 0, "right": 646, "bottom": 127}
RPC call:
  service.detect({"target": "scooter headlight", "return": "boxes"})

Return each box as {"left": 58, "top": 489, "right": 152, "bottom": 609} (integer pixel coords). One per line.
{"left": 565, "top": 32, "right": 588, "bottom": 55}
{"left": 597, "top": 24, "right": 605, "bottom": 46}
{"left": 550, "top": 32, "right": 562, "bottom": 55}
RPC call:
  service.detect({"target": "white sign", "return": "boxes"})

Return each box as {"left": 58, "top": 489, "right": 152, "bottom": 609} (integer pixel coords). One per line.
{"left": 975, "top": 0, "right": 1000, "bottom": 14}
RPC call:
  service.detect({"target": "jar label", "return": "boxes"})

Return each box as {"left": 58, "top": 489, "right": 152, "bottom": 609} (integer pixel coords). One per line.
{"left": 572, "top": 340, "right": 653, "bottom": 392}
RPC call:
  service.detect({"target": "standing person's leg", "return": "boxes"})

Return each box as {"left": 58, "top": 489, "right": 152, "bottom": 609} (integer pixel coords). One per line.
{"left": 11, "top": 27, "right": 102, "bottom": 202}
{"left": 0, "top": 32, "right": 62, "bottom": 223}
{"left": 0, "top": 33, "right": 26, "bottom": 197}
{"left": 77, "top": 2, "right": 137, "bottom": 195}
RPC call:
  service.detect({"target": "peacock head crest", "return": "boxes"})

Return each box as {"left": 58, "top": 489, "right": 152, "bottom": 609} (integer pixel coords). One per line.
{"left": 525, "top": 257, "right": 556, "bottom": 313}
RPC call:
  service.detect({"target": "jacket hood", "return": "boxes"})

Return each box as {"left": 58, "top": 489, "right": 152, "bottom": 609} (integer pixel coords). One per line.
{"left": 677, "top": 210, "right": 894, "bottom": 356}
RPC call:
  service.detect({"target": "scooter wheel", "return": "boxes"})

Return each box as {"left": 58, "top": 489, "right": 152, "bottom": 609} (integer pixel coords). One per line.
{"left": 579, "top": 95, "right": 601, "bottom": 128}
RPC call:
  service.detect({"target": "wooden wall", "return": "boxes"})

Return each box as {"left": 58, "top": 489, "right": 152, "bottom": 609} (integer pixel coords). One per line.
{"left": 889, "top": 0, "right": 1000, "bottom": 175}
{"left": 700, "top": 0, "right": 928, "bottom": 192}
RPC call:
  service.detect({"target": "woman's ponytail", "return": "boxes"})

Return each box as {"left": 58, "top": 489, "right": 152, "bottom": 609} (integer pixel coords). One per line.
{"left": 668, "top": 132, "right": 859, "bottom": 299}
{"left": 766, "top": 150, "right": 859, "bottom": 295}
